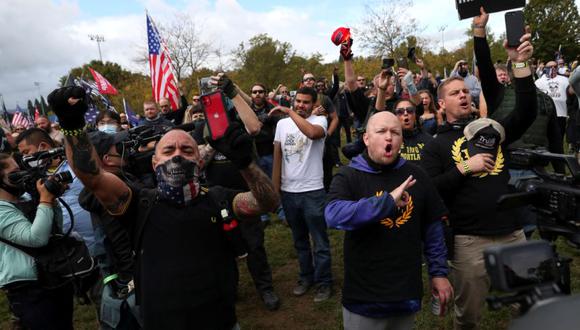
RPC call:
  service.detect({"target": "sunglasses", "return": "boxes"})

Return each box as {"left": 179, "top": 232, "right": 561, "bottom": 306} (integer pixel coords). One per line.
{"left": 357, "top": 79, "right": 366, "bottom": 82}
{"left": 280, "top": 91, "right": 289, "bottom": 94}
{"left": 251, "top": 90, "right": 265, "bottom": 94}
{"left": 303, "top": 77, "right": 315, "bottom": 82}
{"left": 394, "top": 106, "right": 416, "bottom": 116}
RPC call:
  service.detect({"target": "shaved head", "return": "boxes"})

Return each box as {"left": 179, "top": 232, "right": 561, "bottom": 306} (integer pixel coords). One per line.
{"left": 152, "top": 129, "right": 199, "bottom": 169}
{"left": 364, "top": 111, "right": 403, "bottom": 165}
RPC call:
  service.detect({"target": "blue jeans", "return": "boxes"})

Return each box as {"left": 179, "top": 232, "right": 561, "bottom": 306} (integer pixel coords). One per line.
{"left": 281, "top": 189, "right": 332, "bottom": 286}
{"left": 258, "top": 154, "right": 286, "bottom": 221}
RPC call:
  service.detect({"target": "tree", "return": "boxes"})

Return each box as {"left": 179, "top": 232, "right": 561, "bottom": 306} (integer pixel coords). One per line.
{"left": 159, "top": 14, "right": 213, "bottom": 81}
{"left": 524, "top": 0, "right": 580, "bottom": 61}
{"left": 356, "top": 0, "right": 423, "bottom": 58}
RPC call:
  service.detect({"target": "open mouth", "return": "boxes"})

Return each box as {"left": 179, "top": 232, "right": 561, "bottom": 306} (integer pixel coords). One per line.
{"left": 460, "top": 100, "right": 470, "bottom": 109}
{"left": 403, "top": 118, "right": 410, "bottom": 124}
{"left": 385, "top": 144, "right": 393, "bottom": 157}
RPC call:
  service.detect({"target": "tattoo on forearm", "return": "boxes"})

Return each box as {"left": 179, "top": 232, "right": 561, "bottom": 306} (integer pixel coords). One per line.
{"left": 105, "top": 189, "right": 131, "bottom": 216}
{"left": 65, "top": 134, "right": 99, "bottom": 175}
{"left": 198, "top": 144, "right": 216, "bottom": 169}
{"left": 236, "top": 163, "right": 280, "bottom": 216}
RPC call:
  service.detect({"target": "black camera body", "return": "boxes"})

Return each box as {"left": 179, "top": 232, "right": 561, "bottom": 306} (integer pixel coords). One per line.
{"left": 11, "top": 147, "right": 73, "bottom": 199}
{"left": 485, "top": 149, "right": 580, "bottom": 327}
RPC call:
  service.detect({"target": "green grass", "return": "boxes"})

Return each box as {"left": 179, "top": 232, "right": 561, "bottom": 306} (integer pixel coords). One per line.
{"left": 3, "top": 224, "right": 579, "bottom": 329}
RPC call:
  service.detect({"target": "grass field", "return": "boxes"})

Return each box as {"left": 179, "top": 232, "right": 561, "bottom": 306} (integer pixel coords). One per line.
{"left": 2, "top": 220, "right": 579, "bottom": 329}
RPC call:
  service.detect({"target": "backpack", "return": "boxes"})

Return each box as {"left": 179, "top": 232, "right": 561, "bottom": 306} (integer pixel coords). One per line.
{"left": 0, "top": 199, "right": 98, "bottom": 293}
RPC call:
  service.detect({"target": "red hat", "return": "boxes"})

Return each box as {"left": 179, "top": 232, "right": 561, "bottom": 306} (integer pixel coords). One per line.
{"left": 331, "top": 27, "right": 351, "bottom": 46}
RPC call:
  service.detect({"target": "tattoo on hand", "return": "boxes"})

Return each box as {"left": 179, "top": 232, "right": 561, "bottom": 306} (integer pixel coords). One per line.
{"left": 236, "top": 163, "right": 280, "bottom": 216}
{"left": 65, "top": 134, "right": 99, "bottom": 175}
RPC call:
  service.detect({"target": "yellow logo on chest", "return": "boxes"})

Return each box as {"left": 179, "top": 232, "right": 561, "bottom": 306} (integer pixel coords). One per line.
{"left": 451, "top": 137, "right": 504, "bottom": 178}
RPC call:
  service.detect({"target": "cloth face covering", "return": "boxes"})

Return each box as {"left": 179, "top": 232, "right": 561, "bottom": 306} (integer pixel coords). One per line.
{"left": 155, "top": 155, "right": 200, "bottom": 206}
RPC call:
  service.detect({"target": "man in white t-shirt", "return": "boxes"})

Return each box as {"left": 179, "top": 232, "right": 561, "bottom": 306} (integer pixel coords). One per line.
{"left": 535, "top": 60, "right": 570, "bottom": 137}
{"left": 271, "top": 87, "right": 333, "bottom": 303}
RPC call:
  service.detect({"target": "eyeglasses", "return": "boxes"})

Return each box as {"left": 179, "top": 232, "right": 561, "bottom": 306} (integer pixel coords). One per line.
{"left": 280, "top": 91, "right": 289, "bottom": 94}
{"left": 303, "top": 77, "right": 315, "bottom": 82}
{"left": 394, "top": 107, "right": 416, "bottom": 116}
{"left": 251, "top": 90, "right": 265, "bottom": 94}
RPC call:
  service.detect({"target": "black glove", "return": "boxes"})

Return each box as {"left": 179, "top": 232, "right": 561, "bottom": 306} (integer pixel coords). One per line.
{"left": 208, "top": 122, "right": 253, "bottom": 169}
{"left": 217, "top": 74, "right": 238, "bottom": 99}
{"left": 340, "top": 38, "right": 354, "bottom": 61}
{"left": 47, "top": 86, "right": 87, "bottom": 130}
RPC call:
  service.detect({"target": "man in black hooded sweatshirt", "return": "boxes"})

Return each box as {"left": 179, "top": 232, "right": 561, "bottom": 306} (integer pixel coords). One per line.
{"left": 420, "top": 14, "right": 537, "bottom": 329}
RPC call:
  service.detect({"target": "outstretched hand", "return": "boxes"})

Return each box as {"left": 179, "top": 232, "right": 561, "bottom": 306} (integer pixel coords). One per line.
{"left": 390, "top": 175, "right": 416, "bottom": 208}
{"left": 47, "top": 86, "right": 87, "bottom": 130}
{"left": 473, "top": 6, "right": 489, "bottom": 28}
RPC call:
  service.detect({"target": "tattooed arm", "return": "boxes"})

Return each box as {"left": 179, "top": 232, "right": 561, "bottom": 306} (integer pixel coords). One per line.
{"left": 64, "top": 133, "right": 132, "bottom": 216}
{"left": 197, "top": 144, "right": 216, "bottom": 170}
{"left": 232, "top": 162, "right": 280, "bottom": 218}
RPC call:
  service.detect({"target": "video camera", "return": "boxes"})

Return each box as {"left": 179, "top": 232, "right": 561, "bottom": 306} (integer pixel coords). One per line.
{"left": 484, "top": 149, "right": 580, "bottom": 328}
{"left": 11, "top": 147, "right": 73, "bottom": 199}
{"left": 119, "top": 122, "right": 201, "bottom": 177}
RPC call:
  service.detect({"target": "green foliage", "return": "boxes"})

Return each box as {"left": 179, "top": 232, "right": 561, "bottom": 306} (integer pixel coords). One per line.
{"left": 524, "top": 0, "right": 580, "bottom": 61}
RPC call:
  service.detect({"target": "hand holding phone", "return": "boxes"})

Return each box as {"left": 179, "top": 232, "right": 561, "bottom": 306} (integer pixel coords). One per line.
{"left": 505, "top": 11, "right": 525, "bottom": 48}
{"left": 201, "top": 91, "right": 230, "bottom": 140}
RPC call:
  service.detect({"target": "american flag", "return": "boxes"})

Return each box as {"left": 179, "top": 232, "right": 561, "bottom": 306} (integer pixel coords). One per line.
{"left": 75, "top": 78, "right": 115, "bottom": 112}
{"left": 12, "top": 105, "right": 32, "bottom": 128}
{"left": 147, "top": 13, "right": 179, "bottom": 111}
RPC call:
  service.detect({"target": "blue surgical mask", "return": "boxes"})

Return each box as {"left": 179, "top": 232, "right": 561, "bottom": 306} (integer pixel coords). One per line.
{"left": 98, "top": 124, "right": 118, "bottom": 135}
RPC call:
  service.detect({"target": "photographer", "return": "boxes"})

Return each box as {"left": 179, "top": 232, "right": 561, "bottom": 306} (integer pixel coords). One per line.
{"left": 48, "top": 85, "right": 279, "bottom": 329}
{"left": 0, "top": 153, "right": 73, "bottom": 330}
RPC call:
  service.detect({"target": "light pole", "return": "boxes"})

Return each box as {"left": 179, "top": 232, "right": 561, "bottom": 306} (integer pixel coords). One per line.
{"left": 438, "top": 25, "right": 448, "bottom": 51}
{"left": 88, "top": 34, "right": 105, "bottom": 62}
{"left": 33, "top": 81, "right": 45, "bottom": 115}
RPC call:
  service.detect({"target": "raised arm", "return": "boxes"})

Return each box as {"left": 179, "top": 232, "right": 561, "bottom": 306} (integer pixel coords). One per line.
{"left": 207, "top": 123, "right": 279, "bottom": 218}
{"left": 214, "top": 74, "right": 262, "bottom": 135}
{"left": 341, "top": 40, "right": 357, "bottom": 92}
{"left": 473, "top": 7, "right": 503, "bottom": 114}
{"left": 269, "top": 106, "right": 325, "bottom": 140}
{"left": 48, "top": 87, "right": 132, "bottom": 216}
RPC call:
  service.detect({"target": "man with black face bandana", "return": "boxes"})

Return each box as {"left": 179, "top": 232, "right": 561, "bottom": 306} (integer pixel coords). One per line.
{"left": 48, "top": 85, "right": 280, "bottom": 330}
{"left": 451, "top": 60, "right": 482, "bottom": 108}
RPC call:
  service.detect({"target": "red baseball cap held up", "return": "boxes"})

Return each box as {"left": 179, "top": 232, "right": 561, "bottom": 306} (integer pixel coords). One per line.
{"left": 331, "top": 27, "right": 351, "bottom": 46}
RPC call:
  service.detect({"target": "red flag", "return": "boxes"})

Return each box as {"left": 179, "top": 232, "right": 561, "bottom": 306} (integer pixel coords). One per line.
{"left": 147, "top": 14, "right": 179, "bottom": 111}
{"left": 34, "top": 107, "right": 40, "bottom": 121}
{"left": 89, "top": 67, "right": 119, "bottom": 95}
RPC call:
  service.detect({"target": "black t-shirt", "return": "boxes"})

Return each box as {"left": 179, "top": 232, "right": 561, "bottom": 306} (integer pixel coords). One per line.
{"left": 118, "top": 185, "right": 240, "bottom": 329}
{"left": 328, "top": 158, "right": 447, "bottom": 303}
{"left": 252, "top": 102, "right": 280, "bottom": 157}
{"left": 401, "top": 129, "right": 433, "bottom": 165}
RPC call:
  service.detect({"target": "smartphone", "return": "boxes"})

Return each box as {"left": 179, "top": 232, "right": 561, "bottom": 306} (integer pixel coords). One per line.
{"left": 201, "top": 91, "right": 230, "bottom": 140}
{"left": 382, "top": 58, "right": 395, "bottom": 69}
{"left": 505, "top": 11, "right": 525, "bottom": 48}
{"left": 397, "top": 57, "right": 408, "bottom": 69}
{"left": 199, "top": 76, "right": 217, "bottom": 95}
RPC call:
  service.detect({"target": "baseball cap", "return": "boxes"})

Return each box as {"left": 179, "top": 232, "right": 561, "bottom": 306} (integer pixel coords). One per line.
{"left": 88, "top": 130, "right": 129, "bottom": 158}
{"left": 331, "top": 27, "right": 351, "bottom": 46}
{"left": 464, "top": 118, "right": 505, "bottom": 155}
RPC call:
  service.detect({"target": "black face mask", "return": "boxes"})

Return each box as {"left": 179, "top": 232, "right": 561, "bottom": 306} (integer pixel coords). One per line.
{"left": 458, "top": 69, "right": 468, "bottom": 78}
{"left": 155, "top": 155, "right": 200, "bottom": 206}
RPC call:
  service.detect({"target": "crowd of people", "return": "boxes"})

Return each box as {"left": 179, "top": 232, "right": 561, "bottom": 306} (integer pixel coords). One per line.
{"left": 1, "top": 7, "right": 580, "bottom": 330}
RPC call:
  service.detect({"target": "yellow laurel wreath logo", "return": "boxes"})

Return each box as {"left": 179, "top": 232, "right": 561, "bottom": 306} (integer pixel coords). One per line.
{"left": 380, "top": 196, "right": 414, "bottom": 229}
{"left": 450, "top": 137, "right": 504, "bottom": 178}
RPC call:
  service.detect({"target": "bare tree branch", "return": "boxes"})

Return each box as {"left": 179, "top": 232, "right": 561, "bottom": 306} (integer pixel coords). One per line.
{"left": 356, "top": 0, "right": 423, "bottom": 57}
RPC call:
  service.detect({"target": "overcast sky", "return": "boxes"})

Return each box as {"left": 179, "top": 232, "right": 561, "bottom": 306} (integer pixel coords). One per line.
{"left": 1, "top": 0, "right": 577, "bottom": 109}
